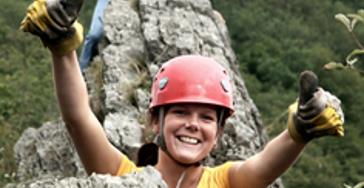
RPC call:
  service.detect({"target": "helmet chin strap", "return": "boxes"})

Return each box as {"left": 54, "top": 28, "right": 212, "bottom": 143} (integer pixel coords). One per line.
{"left": 156, "top": 107, "right": 167, "bottom": 151}
{"left": 217, "top": 109, "right": 225, "bottom": 129}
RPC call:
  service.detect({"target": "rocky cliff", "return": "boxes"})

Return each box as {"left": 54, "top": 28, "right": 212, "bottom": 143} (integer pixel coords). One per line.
{"left": 7, "top": 0, "right": 283, "bottom": 187}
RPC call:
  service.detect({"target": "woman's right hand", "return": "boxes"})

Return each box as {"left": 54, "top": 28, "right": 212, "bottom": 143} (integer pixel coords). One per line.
{"left": 20, "top": 0, "right": 84, "bottom": 56}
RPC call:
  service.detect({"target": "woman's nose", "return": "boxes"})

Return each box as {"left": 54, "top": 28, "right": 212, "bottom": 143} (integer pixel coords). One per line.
{"left": 184, "top": 114, "right": 199, "bottom": 131}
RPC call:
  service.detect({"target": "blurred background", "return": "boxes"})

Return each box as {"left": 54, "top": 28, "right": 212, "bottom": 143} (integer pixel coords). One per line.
{"left": 1, "top": 0, "right": 364, "bottom": 187}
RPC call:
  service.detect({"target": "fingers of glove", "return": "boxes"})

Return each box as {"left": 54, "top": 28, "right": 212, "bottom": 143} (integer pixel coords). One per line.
{"left": 60, "top": 0, "right": 84, "bottom": 20}
{"left": 31, "top": 0, "right": 54, "bottom": 30}
{"left": 36, "top": 0, "right": 71, "bottom": 38}
{"left": 288, "top": 103, "right": 316, "bottom": 143}
{"left": 298, "top": 88, "right": 327, "bottom": 119}
{"left": 20, "top": 16, "right": 33, "bottom": 32}
{"left": 47, "top": 0, "right": 73, "bottom": 27}
{"left": 299, "top": 88, "right": 344, "bottom": 123}
{"left": 307, "top": 122, "right": 344, "bottom": 138}
{"left": 288, "top": 113, "right": 317, "bottom": 143}
{"left": 21, "top": 14, "right": 62, "bottom": 42}
{"left": 288, "top": 115, "right": 307, "bottom": 143}
{"left": 305, "top": 106, "right": 344, "bottom": 136}
{"left": 307, "top": 118, "right": 342, "bottom": 135}
{"left": 20, "top": 4, "right": 46, "bottom": 32}
{"left": 20, "top": 0, "right": 62, "bottom": 35}
{"left": 46, "top": 0, "right": 83, "bottom": 27}
{"left": 21, "top": 19, "right": 45, "bottom": 38}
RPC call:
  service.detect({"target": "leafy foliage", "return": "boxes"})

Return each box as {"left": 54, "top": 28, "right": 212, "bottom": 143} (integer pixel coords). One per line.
{"left": 324, "top": 9, "right": 364, "bottom": 73}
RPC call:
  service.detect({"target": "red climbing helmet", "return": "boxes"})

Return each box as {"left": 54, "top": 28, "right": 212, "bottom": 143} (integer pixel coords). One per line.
{"left": 149, "top": 55, "right": 234, "bottom": 115}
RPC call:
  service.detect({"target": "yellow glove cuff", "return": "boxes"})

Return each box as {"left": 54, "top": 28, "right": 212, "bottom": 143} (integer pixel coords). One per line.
{"left": 47, "top": 21, "right": 84, "bottom": 56}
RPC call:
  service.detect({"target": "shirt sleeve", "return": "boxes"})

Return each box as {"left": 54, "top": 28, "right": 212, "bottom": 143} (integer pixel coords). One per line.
{"left": 198, "top": 161, "right": 234, "bottom": 188}
{"left": 116, "top": 154, "right": 139, "bottom": 176}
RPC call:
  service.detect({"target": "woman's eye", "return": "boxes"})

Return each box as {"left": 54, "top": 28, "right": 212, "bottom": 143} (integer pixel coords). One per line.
{"left": 201, "top": 115, "right": 215, "bottom": 122}
{"left": 173, "top": 109, "right": 187, "bottom": 115}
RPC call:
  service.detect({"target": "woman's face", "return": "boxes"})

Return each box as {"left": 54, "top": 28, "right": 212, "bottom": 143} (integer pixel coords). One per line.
{"left": 160, "top": 103, "right": 220, "bottom": 164}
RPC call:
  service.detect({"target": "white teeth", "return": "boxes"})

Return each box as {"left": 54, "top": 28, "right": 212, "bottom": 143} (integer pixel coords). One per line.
{"left": 179, "top": 136, "right": 198, "bottom": 144}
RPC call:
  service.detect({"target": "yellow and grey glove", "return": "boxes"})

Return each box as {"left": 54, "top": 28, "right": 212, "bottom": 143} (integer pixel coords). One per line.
{"left": 20, "top": 0, "right": 84, "bottom": 56}
{"left": 287, "top": 71, "right": 344, "bottom": 143}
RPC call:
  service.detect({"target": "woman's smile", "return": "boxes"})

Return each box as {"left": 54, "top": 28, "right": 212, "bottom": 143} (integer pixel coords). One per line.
{"left": 176, "top": 135, "right": 200, "bottom": 145}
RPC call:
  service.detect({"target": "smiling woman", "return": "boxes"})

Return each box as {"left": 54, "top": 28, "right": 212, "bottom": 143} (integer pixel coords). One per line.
{"left": 116, "top": 56, "right": 237, "bottom": 188}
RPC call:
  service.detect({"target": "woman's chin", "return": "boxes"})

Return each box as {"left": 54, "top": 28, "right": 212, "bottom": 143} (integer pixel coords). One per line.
{"left": 172, "top": 151, "right": 205, "bottom": 164}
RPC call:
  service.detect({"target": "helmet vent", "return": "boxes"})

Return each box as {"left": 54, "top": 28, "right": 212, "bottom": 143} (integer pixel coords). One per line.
{"left": 159, "top": 77, "right": 169, "bottom": 90}
{"left": 220, "top": 79, "right": 230, "bottom": 92}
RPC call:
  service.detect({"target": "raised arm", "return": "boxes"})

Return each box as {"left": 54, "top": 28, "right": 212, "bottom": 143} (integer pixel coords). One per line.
{"left": 229, "top": 71, "right": 344, "bottom": 188}
{"left": 52, "top": 51, "right": 122, "bottom": 175}
{"left": 20, "top": 0, "right": 122, "bottom": 175}
{"left": 229, "top": 130, "right": 305, "bottom": 188}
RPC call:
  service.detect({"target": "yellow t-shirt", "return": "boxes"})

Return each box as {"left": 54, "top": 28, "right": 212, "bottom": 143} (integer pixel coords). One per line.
{"left": 116, "top": 154, "right": 233, "bottom": 188}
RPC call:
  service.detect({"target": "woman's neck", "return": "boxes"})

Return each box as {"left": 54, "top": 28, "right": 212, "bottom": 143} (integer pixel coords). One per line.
{"left": 155, "top": 150, "right": 204, "bottom": 188}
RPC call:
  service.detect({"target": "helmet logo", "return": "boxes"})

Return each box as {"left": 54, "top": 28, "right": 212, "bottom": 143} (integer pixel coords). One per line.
{"left": 159, "top": 77, "right": 169, "bottom": 90}
{"left": 220, "top": 79, "right": 230, "bottom": 93}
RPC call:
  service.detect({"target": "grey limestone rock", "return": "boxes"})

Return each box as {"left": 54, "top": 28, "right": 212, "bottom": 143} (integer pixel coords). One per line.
{"left": 6, "top": 166, "right": 167, "bottom": 188}
{"left": 13, "top": 119, "right": 86, "bottom": 181}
